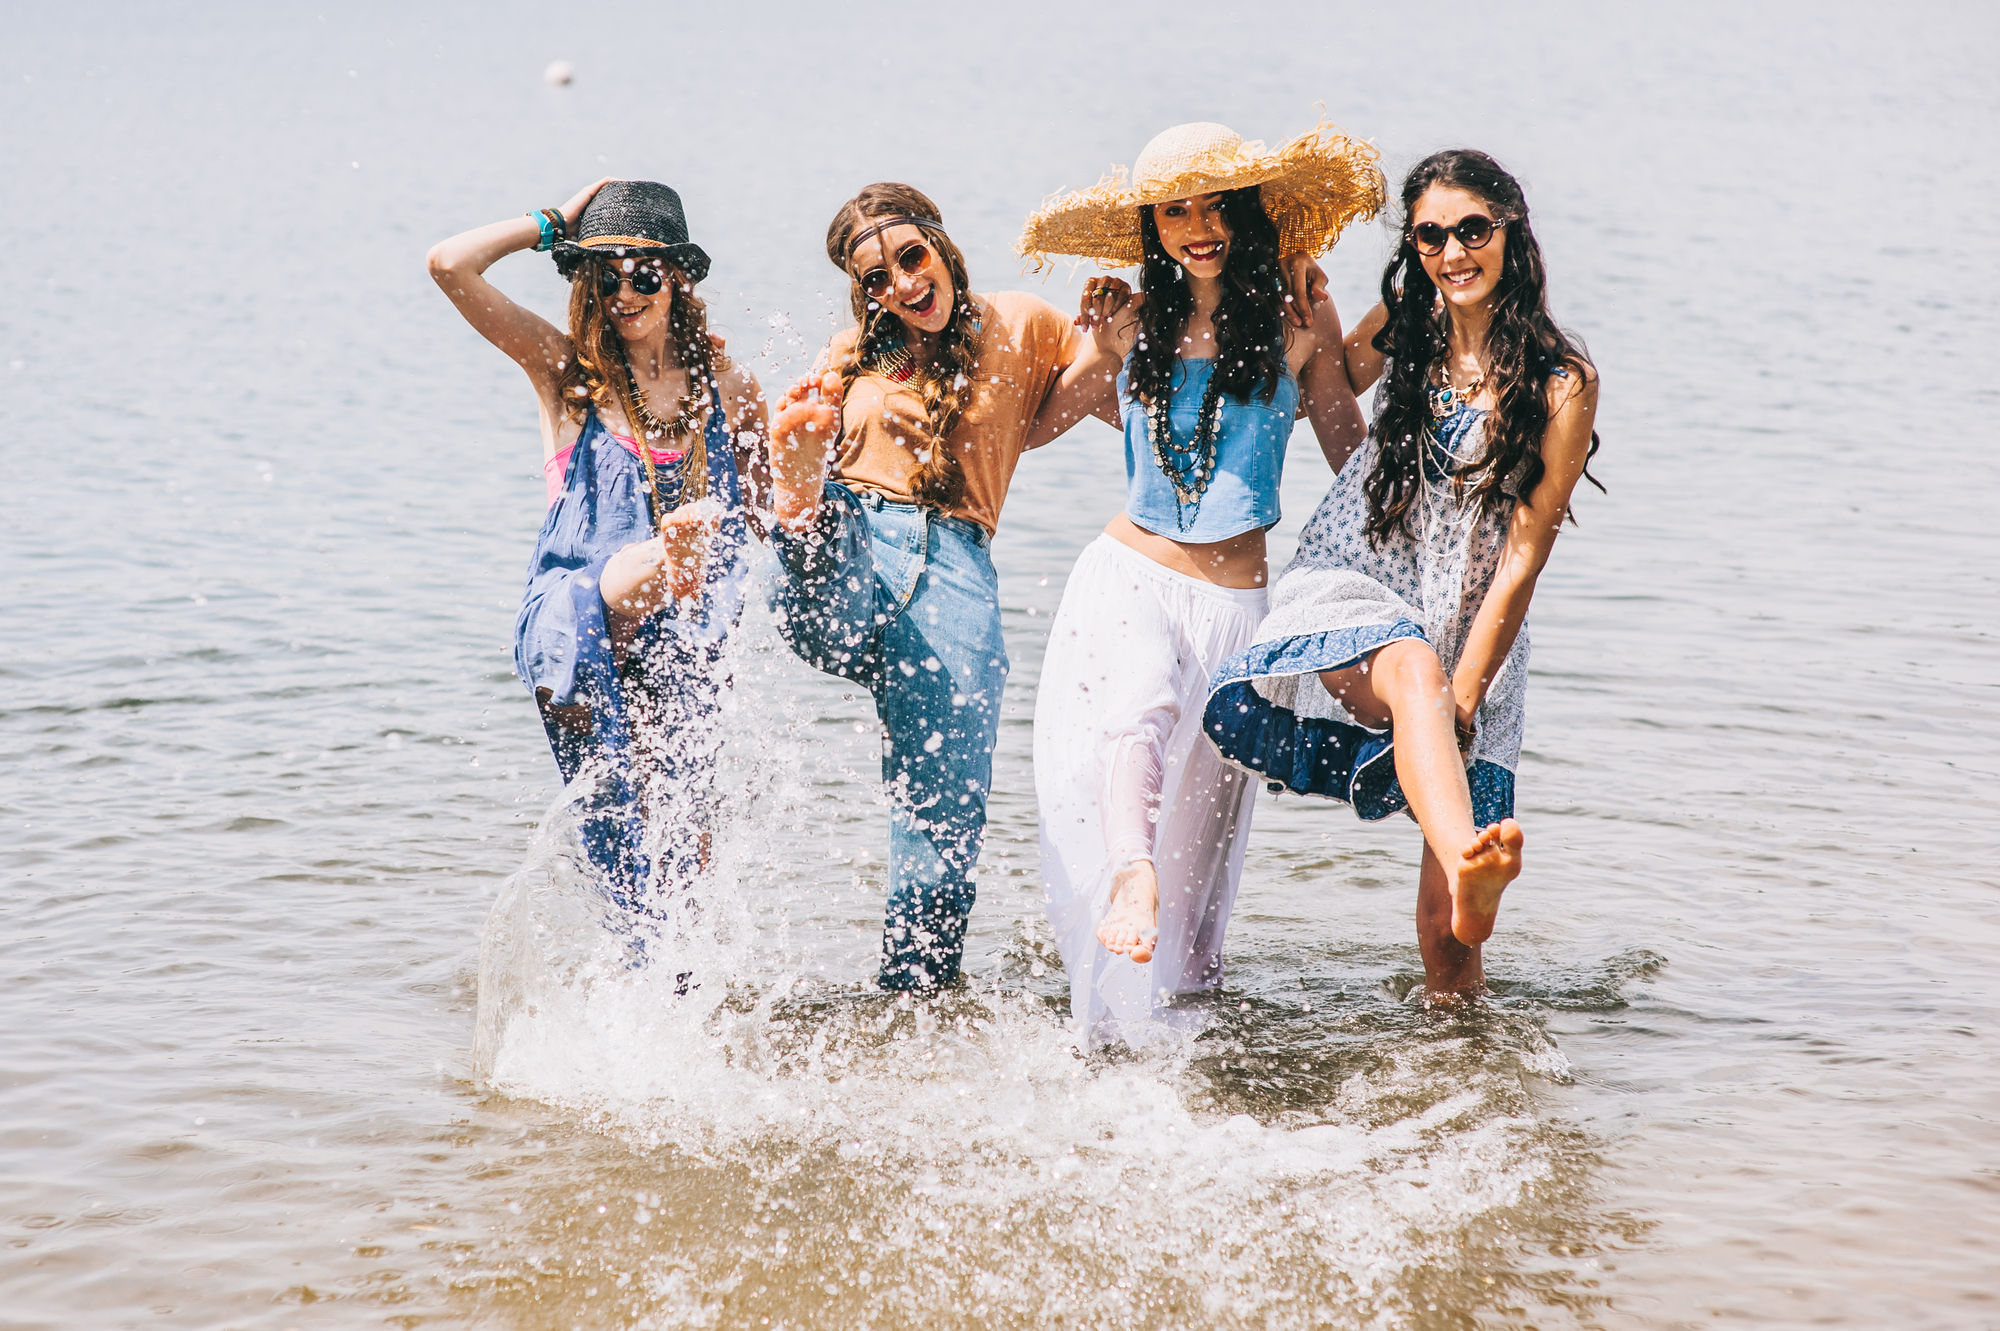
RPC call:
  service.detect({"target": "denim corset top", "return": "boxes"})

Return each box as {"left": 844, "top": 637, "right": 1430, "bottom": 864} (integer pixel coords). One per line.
{"left": 1117, "top": 354, "right": 1299, "bottom": 543}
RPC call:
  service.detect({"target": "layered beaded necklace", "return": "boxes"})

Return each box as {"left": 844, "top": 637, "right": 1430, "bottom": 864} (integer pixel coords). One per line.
{"left": 1145, "top": 366, "right": 1227, "bottom": 532}
{"left": 616, "top": 343, "right": 706, "bottom": 525}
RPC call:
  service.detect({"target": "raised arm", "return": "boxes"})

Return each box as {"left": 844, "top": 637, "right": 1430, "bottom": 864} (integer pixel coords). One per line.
{"left": 1024, "top": 280, "right": 1141, "bottom": 449}
{"left": 1294, "top": 295, "right": 1370, "bottom": 475}
{"left": 1448, "top": 367, "right": 1602, "bottom": 737}
{"left": 425, "top": 179, "right": 610, "bottom": 432}
{"left": 1342, "top": 301, "right": 1390, "bottom": 397}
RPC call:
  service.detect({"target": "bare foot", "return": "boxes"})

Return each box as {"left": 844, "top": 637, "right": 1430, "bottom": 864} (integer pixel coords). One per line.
{"left": 1450, "top": 818, "right": 1524, "bottom": 946}
{"left": 768, "top": 371, "right": 843, "bottom": 529}
{"left": 1097, "top": 859, "right": 1160, "bottom": 963}
{"left": 656, "top": 505, "right": 719, "bottom": 601}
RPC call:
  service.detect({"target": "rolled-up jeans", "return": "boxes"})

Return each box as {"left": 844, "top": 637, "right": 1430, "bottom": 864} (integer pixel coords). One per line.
{"left": 770, "top": 482, "right": 1008, "bottom": 990}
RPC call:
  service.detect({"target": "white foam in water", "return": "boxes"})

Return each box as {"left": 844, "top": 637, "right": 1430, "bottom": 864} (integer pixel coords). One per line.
{"left": 474, "top": 610, "right": 1571, "bottom": 1324}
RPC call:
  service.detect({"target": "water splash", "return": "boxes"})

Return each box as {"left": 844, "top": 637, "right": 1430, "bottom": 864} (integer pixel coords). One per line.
{"left": 466, "top": 609, "right": 1622, "bottom": 1327}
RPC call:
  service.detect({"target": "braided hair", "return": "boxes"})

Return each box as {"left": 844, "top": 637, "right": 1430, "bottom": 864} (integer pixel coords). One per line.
{"left": 824, "top": 183, "right": 980, "bottom": 508}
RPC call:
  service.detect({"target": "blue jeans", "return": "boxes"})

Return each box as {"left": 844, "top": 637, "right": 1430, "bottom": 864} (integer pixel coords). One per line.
{"left": 770, "top": 483, "right": 1008, "bottom": 990}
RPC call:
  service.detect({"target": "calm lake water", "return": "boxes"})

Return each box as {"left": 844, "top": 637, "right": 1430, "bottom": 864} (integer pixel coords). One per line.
{"left": 4, "top": 2, "right": 1997, "bottom": 1327}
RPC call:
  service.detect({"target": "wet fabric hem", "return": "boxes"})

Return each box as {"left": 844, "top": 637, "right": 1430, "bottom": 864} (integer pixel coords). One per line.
{"left": 1202, "top": 618, "right": 1517, "bottom": 826}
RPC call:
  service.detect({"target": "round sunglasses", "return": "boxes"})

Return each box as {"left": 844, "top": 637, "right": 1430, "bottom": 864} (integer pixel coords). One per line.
{"left": 594, "top": 261, "right": 667, "bottom": 298}
{"left": 1408, "top": 214, "right": 1506, "bottom": 257}
{"left": 856, "top": 241, "right": 932, "bottom": 301}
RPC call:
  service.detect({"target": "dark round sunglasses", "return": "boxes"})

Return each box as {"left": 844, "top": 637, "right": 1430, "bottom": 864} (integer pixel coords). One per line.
{"left": 594, "top": 261, "right": 667, "bottom": 298}
{"left": 858, "top": 241, "right": 931, "bottom": 301}
{"left": 1408, "top": 214, "right": 1505, "bottom": 257}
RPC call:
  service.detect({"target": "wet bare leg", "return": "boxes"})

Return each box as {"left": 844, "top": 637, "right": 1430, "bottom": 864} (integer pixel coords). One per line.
{"left": 1318, "top": 639, "right": 1524, "bottom": 962}
{"left": 767, "top": 371, "right": 844, "bottom": 529}
{"left": 1416, "top": 841, "right": 1483, "bottom": 995}
{"left": 1097, "top": 858, "right": 1159, "bottom": 963}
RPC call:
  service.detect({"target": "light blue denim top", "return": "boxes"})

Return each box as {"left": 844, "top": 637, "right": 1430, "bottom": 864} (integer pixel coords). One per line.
{"left": 1117, "top": 354, "right": 1299, "bottom": 543}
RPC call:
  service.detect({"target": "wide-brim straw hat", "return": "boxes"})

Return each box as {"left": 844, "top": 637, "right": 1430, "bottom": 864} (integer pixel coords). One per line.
{"left": 552, "top": 180, "right": 712, "bottom": 285}
{"left": 1017, "top": 118, "right": 1385, "bottom": 269}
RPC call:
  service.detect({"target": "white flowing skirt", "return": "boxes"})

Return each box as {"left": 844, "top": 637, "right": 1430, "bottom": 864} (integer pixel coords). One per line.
{"left": 1033, "top": 535, "right": 1268, "bottom": 1046}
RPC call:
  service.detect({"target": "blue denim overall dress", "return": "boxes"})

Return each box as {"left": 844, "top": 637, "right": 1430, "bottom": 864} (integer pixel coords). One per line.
{"left": 514, "top": 385, "right": 750, "bottom": 915}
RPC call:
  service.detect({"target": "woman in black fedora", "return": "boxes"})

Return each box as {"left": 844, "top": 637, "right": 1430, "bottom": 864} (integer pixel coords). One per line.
{"left": 428, "top": 179, "right": 771, "bottom": 918}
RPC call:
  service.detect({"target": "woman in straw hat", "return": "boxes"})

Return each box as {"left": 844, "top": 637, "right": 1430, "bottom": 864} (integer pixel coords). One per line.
{"left": 428, "top": 178, "right": 770, "bottom": 921}
{"left": 1013, "top": 119, "right": 1384, "bottom": 1040}
{"left": 1203, "top": 148, "right": 1601, "bottom": 997}
{"left": 763, "top": 183, "right": 1325, "bottom": 994}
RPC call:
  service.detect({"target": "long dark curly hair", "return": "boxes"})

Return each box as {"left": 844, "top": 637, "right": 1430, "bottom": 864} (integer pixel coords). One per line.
{"left": 1125, "top": 187, "right": 1287, "bottom": 414}
{"left": 824, "top": 183, "right": 979, "bottom": 508}
{"left": 1364, "top": 149, "right": 1601, "bottom": 545}
{"left": 553, "top": 259, "right": 725, "bottom": 506}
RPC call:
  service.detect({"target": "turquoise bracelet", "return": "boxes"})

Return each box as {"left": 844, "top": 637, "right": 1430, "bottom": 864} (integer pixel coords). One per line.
{"left": 527, "top": 210, "right": 557, "bottom": 252}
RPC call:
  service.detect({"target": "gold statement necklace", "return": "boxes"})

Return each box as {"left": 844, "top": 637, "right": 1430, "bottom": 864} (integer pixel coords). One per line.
{"left": 624, "top": 360, "right": 707, "bottom": 444}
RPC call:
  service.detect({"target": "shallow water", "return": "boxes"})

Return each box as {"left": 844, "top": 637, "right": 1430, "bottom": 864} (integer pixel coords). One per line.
{"left": 4, "top": 1, "right": 1997, "bottom": 1327}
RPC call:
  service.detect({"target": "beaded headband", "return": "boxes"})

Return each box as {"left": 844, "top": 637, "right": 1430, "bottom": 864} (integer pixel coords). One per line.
{"left": 844, "top": 213, "right": 949, "bottom": 265}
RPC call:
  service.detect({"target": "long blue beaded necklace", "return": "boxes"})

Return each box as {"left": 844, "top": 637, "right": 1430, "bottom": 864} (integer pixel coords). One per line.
{"left": 1145, "top": 367, "right": 1226, "bottom": 532}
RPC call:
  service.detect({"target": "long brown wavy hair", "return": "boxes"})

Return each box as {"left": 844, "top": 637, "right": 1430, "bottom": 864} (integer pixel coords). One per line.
{"left": 1365, "top": 149, "right": 1601, "bottom": 546}
{"left": 824, "top": 183, "right": 979, "bottom": 508}
{"left": 553, "top": 258, "right": 728, "bottom": 513}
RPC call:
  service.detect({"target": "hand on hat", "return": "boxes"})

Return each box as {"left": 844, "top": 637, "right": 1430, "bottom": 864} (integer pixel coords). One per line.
{"left": 560, "top": 177, "right": 616, "bottom": 238}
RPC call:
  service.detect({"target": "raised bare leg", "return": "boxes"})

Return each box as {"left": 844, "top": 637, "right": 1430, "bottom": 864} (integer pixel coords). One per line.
{"left": 1098, "top": 858, "right": 1160, "bottom": 963}
{"left": 1318, "top": 639, "right": 1523, "bottom": 954}
{"left": 767, "top": 371, "right": 844, "bottom": 529}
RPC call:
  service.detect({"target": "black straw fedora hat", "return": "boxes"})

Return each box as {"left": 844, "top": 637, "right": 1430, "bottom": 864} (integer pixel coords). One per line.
{"left": 551, "top": 180, "right": 711, "bottom": 285}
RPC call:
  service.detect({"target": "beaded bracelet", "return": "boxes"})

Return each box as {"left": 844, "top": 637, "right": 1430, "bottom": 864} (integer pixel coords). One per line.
{"left": 527, "top": 210, "right": 557, "bottom": 252}
{"left": 539, "top": 208, "right": 567, "bottom": 243}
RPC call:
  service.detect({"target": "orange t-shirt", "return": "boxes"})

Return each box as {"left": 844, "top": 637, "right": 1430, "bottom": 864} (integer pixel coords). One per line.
{"left": 828, "top": 291, "right": 1078, "bottom": 534}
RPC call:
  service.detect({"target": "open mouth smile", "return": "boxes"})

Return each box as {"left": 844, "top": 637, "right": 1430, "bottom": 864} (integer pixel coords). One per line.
{"left": 901, "top": 284, "right": 938, "bottom": 318}
{"left": 1182, "top": 241, "right": 1225, "bottom": 262}
{"left": 1441, "top": 267, "right": 1482, "bottom": 288}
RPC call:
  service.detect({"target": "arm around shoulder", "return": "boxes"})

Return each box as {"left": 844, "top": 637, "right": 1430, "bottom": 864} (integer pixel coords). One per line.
{"left": 1022, "top": 282, "right": 1135, "bottom": 449}
{"left": 1295, "top": 298, "right": 1369, "bottom": 474}
{"left": 1342, "top": 302, "right": 1390, "bottom": 397}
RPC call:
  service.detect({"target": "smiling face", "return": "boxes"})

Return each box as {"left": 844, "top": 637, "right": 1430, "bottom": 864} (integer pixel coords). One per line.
{"left": 1410, "top": 184, "right": 1507, "bottom": 312}
{"left": 850, "top": 223, "right": 955, "bottom": 336}
{"left": 595, "top": 257, "right": 674, "bottom": 344}
{"left": 1151, "top": 193, "right": 1232, "bottom": 278}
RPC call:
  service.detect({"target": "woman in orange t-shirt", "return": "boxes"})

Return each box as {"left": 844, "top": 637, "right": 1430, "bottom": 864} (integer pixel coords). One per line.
{"left": 762, "top": 183, "right": 1095, "bottom": 992}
